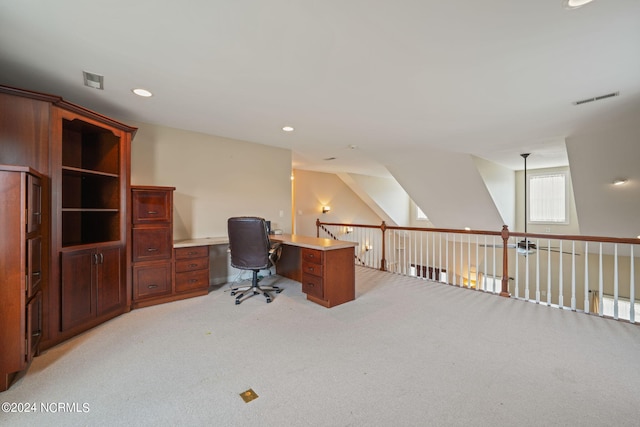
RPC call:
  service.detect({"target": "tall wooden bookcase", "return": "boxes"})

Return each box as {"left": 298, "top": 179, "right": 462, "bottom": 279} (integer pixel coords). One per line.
{"left": 0, "top": 85, "right": 137, "bottom": 387}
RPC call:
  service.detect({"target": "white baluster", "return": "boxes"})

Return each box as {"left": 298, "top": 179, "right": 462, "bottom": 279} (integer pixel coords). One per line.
{"left": 584, "top": 242, "right": 589, "bottom": 314}
{"left": 547, "top": 239, "right": 552, "bottom": 306}
{"left": 598, "top": 243, "right": 604, "bottom": 317}
{"left": 571, "top": 241, "right": 576, "bottom": 311}
{"left": 630, "top": 245, "right": 635, "bottom": 324}
{"left": 558, "top": 241, "right": 564, "bottom": 308}
{"left": 614, "top": 244, "right": 619, "bottom": 320}
{"left": 535, "top": 239, "right": 540, "bottom": 303}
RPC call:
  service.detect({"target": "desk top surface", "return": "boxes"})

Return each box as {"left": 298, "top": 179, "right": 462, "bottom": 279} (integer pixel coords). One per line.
{"left": 270, "top": 234, "right": 358, "bottom": 251}
{"left": 173, "top": 237, "right": 229, "bottom": 248}
{"left": 174, "top": 234, "right": 357, "bottom": 251}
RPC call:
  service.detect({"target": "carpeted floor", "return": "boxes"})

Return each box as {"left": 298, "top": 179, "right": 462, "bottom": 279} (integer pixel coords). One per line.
{"left": 2, "top": 267, "right": 640, "bottom": 426}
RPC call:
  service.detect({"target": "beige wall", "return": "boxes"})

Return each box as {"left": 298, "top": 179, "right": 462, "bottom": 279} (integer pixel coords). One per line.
{"left": 130, "top": 121, "right": 293, "bottom": 240}
{"left": 292, "top": 169, "right": 383, "bottom": 237}
{"left": 130, "top": 122, "right": 293, "bottom": 285}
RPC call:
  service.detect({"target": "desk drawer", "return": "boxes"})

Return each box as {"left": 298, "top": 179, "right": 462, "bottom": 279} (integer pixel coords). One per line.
{"left": 175, "top": 246, "right": 209, "bottom": 260}
{"left": 302, "top": 273, "right": 323, "bottom": 299}
{"left": 302, "top": 260, "right": 323, "bottom": 278}
{"left": 175, "top": 269, "right": 209, "bottom": 293}
{"left": 301, "top": 248, "right": 323, "bottom": 264}
{"left": 175, "top": 257, "right": 208, "bottom": 273}
{"left": 133, "top": 263, "right": 172, "bottom": 299}
{"left": 133, "top": 228, "right": 172, "bottom": 262}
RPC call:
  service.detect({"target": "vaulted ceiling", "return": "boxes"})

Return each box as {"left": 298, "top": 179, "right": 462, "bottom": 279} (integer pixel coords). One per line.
{"left": 1, "top": 1, "right": 639, "bottom": 236}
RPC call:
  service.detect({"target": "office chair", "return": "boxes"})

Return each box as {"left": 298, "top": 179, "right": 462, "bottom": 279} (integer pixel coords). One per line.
{"left": 227, "top": 216, "right": 282, "bottom": 304}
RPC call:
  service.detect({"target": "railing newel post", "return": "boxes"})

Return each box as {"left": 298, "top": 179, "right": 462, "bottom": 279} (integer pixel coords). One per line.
{"left": 500, "top": 225, "right": 511, "bottom": 298}
{"left": 380, "top": 221, "right": 387, "bottom": 271}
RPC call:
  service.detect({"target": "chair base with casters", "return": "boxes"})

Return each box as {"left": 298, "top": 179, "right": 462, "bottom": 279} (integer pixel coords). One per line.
{"left": 230, "top": 269, "right": 282, "bottom": 304}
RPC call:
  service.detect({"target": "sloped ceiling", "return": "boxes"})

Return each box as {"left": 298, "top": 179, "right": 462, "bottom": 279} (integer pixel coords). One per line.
{"left": 380, "top": 147, "right": 505, "bottom": 230}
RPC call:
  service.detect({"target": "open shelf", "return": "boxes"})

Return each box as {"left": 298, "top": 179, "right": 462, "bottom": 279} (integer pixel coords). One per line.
{"left": 61, "top": 118, "right": 121, "bottom": 246}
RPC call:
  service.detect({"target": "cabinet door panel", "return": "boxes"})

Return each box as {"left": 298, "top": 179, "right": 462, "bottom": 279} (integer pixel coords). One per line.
{"left": 27, "top": 173, "right": 42, "bottom": 234}
{"left": 26, "top": 291, "right": 42, "bottom": 363}
{"left": 96, "top": 246, "right": 123, "bottom": 315}
{"left": 61, "top": 249, "right": 95, "bottom": 331}
{"left": 27, "top": 236, "right": 42, "bottom": 298}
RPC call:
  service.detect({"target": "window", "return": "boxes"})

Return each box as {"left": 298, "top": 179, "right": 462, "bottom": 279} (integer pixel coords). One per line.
{"left": 416, "top": 206, "right": 428, "bottom": 221}
{"left": 528, "top": 172, "right": 568, "bottom": 223}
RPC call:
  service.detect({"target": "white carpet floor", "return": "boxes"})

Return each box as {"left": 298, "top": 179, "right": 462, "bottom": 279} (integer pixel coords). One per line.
{"left": 2, "top": 267, "right": 640, "bottom": 426}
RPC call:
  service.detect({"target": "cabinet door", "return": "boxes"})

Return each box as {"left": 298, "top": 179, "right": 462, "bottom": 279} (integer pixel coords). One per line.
{"left": 27, "top": 236, "right": 42, "bottom": 298}
{"left": 61, "top": 249, "right": 96, "bottom": 331}
{"left": 26, "top": 291, "right": 42, "bottom": 363}
{"left": 96, "top": 246, "right": 124, "bottom": 315}
{"left": 26, "top": 173, "right": 42, "bottom": 234}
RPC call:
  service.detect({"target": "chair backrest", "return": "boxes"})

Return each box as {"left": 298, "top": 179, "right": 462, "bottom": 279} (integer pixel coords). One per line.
{"left": 227, "top": 216, "right": 271, "bottom": 270}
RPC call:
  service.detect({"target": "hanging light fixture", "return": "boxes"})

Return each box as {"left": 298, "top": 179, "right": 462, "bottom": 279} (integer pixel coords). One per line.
{"left": 518, "top": 153, "right": 536, "bottom": 255}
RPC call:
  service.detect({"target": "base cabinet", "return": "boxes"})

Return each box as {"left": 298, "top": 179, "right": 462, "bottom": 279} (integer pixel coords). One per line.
{"left": 60, "top": 245, "right": 124, "bottom": 332}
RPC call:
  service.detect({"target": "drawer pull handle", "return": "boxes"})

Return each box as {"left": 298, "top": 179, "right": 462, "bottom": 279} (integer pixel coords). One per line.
{"left": 148, "top": 284, "right": 158, "bottom": 289}
{"left": 307, "top": 283, "right": 314, "bottom": 287}
{"left": 32, "top": 330, "right": 42, "bottom": 337}
{"left": 307, "top": 267, "right": 314, "bottom": 272}
{"left": 189, "top": 279, "right": 198, "bottom": 283}
{"left": 32, "top": 271, "right": 41, "bottom": 276}
{"left": 147, "top": 211, "right": 158, "bottom": 214}
{"left": 147, "top": 248, "right": 158, "bottom": 252}
{"left": 189, "top": 263, "right": 198, "bottom": 268}
{"left": 188, "top": 251, "right": 197, "bottom": 255}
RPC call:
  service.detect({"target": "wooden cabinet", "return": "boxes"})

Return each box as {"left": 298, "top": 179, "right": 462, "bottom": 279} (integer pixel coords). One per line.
{"left": 0, "top": 84, "right": 136, "bottom": 354}
{"left": 274, "top": 236, "right": 356, "bottom": 308}
{"left": 60, "top": 245, "right": 123, "bottom": 331}
{"left": 131, "top": 186, "right": 175, "bottom": 308}
{"left": 301, "top": 249, "right": 324, "bottom": 299}
{"left": 175, "top": 246, "right": 210, "bottom": 294}
{"left": 0, "top": 166, "right": 43, "bottom": 391}
{"left": 52, "top": 106, "right": 133, "bottom": 341}
{"left": 131, "top": 186, "right": 210, "bottom": 308}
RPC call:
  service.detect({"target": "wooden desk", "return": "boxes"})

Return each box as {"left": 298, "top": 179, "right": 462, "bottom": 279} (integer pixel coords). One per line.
{"left": 270, "top": 234, "right": 357, "bottom": 308}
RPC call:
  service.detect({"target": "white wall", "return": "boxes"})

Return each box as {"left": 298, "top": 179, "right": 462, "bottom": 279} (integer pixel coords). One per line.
{"left": 131, "top": 121, "right": 292, "bottom": 239}
{"left": 336, "top": 172, "right": 411, "bottom": 226}
{"left": 130, "top": 122, "right": 293, "bottom": 285}
{"left": 566, "top": 117, "right": 640, "bottom": 238}
{"left": 382, "top": 147, "right": 505, "bottom": 230}
{"left": 474, "top": 156, "right": 515, "bottom": 230}
{"left": 292, "top": 169, "right": 383, "bottom": 237}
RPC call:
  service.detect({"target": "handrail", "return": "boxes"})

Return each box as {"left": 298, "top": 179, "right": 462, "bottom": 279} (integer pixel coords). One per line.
{"left": 316, "top": 220, "right": 640, "bottom": 322}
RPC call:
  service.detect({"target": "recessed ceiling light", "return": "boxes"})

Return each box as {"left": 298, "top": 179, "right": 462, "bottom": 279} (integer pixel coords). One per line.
{"left": 563, "top": 0, "right": 595, "bottom": 10}
{"left": 613, "top": 179, "right": 628, "bottom": 186}
{"left": 282, "top": 126, "right": 294, "bottom": 132}
{"left": 132, "top": 88, "right": 153, "bottom": 97}
{"left": 323, "top": 157, "right": 336, "bottom": 161}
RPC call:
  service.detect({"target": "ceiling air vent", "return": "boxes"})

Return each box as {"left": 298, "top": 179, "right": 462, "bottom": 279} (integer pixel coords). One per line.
{"left": 83, "top": 71, "right": 104, "bottom": 90}
{"left": 573, "top": 91, "right": 619, "bottom": 105}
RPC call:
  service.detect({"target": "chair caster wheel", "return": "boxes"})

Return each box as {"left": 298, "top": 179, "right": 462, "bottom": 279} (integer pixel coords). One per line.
{"left": 230, "top": 291, "right": 236, "bottom": 296}
{"left": 266, "top": 298, "right": 272, "bottom": 303}
{"left": 276, "top": 289, "right": 283, "bottom": 294}
{"left": 235, "top": 300, "right": 241, "bottom": 305}
{"left": 253, "top": 291, "right": 259, "bottom": 295}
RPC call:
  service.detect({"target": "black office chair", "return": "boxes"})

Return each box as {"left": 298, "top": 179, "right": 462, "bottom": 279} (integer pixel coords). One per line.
{"left": 227, "top": 216, "right": 282, "bottom": 304}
